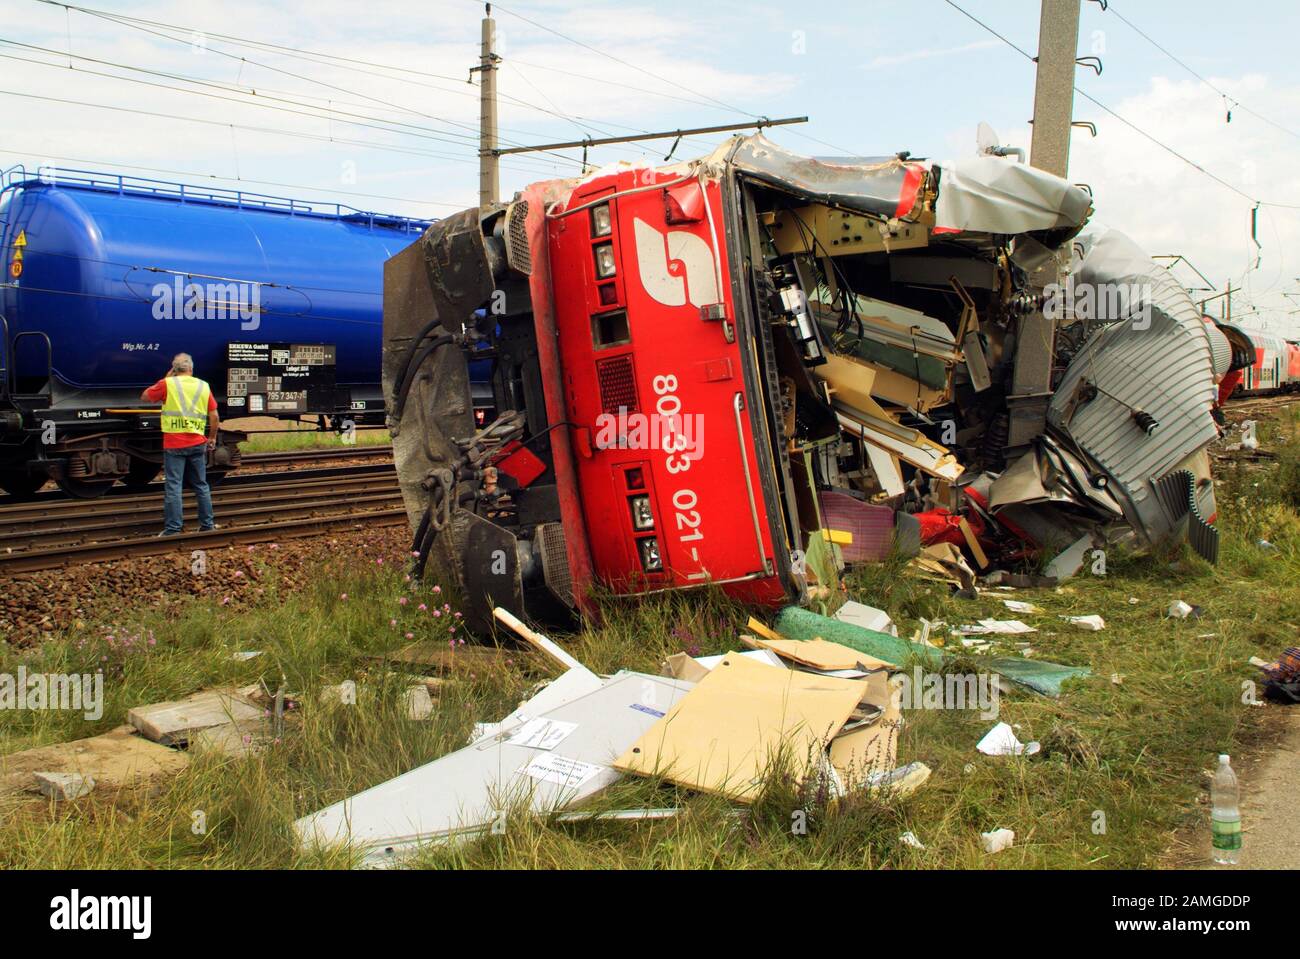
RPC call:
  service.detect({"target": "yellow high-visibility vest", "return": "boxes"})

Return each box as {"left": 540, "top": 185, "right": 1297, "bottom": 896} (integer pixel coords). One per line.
{"left": 160, "top": 375, "right": 212, "bottom": 436}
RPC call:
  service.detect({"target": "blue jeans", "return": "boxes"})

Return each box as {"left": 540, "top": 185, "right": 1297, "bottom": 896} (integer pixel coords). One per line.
{"left": 163, "top": 445, "right": 215, "bottom": 533}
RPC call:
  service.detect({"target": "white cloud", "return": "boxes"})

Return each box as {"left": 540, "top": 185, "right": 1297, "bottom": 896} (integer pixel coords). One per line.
{"left": 865, "top": 39, "right": 999, "bottom": 71}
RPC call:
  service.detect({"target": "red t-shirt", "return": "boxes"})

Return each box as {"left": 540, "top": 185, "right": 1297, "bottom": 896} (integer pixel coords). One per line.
{"left": 144, "top": 378, "right": 218, "bottom": 450}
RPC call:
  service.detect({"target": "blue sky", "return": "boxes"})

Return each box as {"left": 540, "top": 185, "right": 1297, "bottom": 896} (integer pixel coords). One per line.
{"left": 3, "top": 0, "right": 1298, "bottom": 330}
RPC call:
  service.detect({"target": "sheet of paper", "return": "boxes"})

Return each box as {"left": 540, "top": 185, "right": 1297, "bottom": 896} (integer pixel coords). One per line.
{"left": 504, "top": 717, "right": 579, "bottom": 751}
{"left": 520, "top": 754, "right": 605, "bottom": 788}
{"left": 976, "top": 721, "right": 1040, "bottom": 757}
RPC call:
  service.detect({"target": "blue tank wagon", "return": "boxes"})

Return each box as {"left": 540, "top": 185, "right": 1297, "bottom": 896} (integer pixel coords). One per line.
{"left": 0, "top": 166, "right": 431, "bottom": 496}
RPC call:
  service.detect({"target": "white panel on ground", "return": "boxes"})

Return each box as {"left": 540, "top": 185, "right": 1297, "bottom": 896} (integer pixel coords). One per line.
{"left": 294, "top": 671, "right": 693, "bottom": 864}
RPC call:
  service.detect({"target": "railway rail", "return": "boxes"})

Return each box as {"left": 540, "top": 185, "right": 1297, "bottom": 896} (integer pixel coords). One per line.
{"left": 0, "top": 444, "right": 394, "bottom": 506}
{"left": 0, "top": 462, "right": 405, "bottom": 574}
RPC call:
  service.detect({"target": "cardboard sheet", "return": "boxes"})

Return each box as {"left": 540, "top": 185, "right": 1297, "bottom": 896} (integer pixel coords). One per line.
{"left": 614, "top": 653, "right": 867, "bottom": 802}
{"left": 829, "top": 673, "right": 902, "bottom": 788}
{"left": 746, "top": 635, "right": 894, "bottom": 672}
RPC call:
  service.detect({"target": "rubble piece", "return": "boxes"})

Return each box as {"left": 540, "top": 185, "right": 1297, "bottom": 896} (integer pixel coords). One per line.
{"left": 0, "top": 726, "right": 189, "bottom": 800}
{"left": 742, "top": 627, "right": 894, "bottom": 673}
{"left": 982, "top": 657, "right": 1090, "bottom": 697}
{"left": 900, "top": 831, "right": 926, "bottom": 850}
{"left": 835, "top": 600, "right": 897, "bottom": 636}
{"left": 552, "top": 807, "right": 686, "bottom": 824}
{"left": 777, "top": 606, "right": 1089, "bottom": 697}
{"left": 231, "top": 651, "right": 262, "bottom": 662}
{"left": 977, "top": 722, "right": 1040, "bottom": 757}
{"left": 127, "top": 689, "right": 263, "bottom": 746}
{"left": 817, "top": 491, "right": 903, "bottom": 563}
{"left": 33, "top": 771, "right": 95, "bottom": 800}
{"left": 1064, "top": 614, "right": 1105, "bottom": 631}
{"left": 493, "top": 607, "right": 584, "bottom": 674}
{"left": 910, "top": 542, "right": 978, "bottom": 589}
{"left": 1167, "top": 600, "right": 1199, "bottom": 619}
{"left": 320, "top": 681, "right": 358, "bottom": 705}
{"left": 404, "top": 685, "right": 435, "bottom": 721}
{"left": 958, "top": 619, "right": 1036, "bottom": 636}
{"left": 827, "top": 379, "right": 964, "bottom": 482}
{"left": 864, "top": 761, "right": 931, "bottom": 799}
{"left": 1002, "top": 600, "right": 1042, "bottom": 614}
{"left": 984, "top": 571, "right": 1059, "bottom": 589}
{"left": 958, "top": 518, "right": 989, "bottom": 570}
{"left": 295, "top": 672, "right": 693, "bottom": 863}
{"left": 775, "top": 607, "right": 944, "bottom": 670}
{"left": 614, "top": 653, "right": 867, "bottom": 803}
{"left": 981, "top": 828, "right": 1015, "bottom": 854}
{"left": 829, "top": 674, "right": 902, "bottom": 787}
{"left": 1043, "top": 534, "right": 1100, "bottom": 580}
{"left": 191, "top": 720, "right": 273, "bottom": 758}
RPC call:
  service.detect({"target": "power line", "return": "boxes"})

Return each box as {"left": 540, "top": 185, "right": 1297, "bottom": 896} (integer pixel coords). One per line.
{"left": 478, "top": 0, "right": 759, "bottom": 118}
{"left": 0, "top": 89, "right": 578, "bottom": 176}
{"left": 33, "top": 0, "right": 585, "bottom": 165}
{"left": 940, "top": 0, "right": 1300, "bottom": 211}
{"left": 30, "top": 0, "right": 722, "bottom": 165}
{"left": 475, "top": 0, "right": 856, "bottom": 154}
{"left": 1102, "top": 1, "right": 1300, "bottom": 142}
{"left": 0, "top": 42, "right": 593, "bottom": 178}
{"left": 0, "top": 42, "right": 481, "bottom": 149}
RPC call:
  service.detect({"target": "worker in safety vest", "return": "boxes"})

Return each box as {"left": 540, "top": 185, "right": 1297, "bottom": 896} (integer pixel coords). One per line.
{"left": 141, "top": 353, "right": 219, "bottom": 535}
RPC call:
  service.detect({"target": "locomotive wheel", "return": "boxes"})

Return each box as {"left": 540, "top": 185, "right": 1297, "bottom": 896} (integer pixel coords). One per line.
{"left": 0, "top": 469, "right": 46, "bottom": 498}
{"left": 123, "top": 458, "right": 163, "bottom": 491}
{"left": 55, "top": 476, "right": 116, "bottom": 499}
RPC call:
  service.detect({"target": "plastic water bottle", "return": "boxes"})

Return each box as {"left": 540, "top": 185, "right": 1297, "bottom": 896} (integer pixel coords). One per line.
{"left": 1211, "top": 754, "right": 1241, "bottom": 865}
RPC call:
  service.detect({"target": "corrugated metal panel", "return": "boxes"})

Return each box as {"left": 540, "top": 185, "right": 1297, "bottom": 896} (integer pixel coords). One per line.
{"left": 1049, "top": 230, "right": 1218, "bottom": 547}
{"left": 1205, "top": 322, "right": 1232, "bottom": 377}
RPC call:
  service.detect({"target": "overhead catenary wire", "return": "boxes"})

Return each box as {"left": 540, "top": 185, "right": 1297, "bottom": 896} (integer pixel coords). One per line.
{"left": 0, "top": 45, "right": 585, "bottom": 178}
{"left": 0, "top": 89, "right": 579, "bottom": 177}
{"left": 31, "top": 0, "right": 594, "bottom": 168}
{"left": 940, "top": 0, "right": 1300, "bottom": 211}
{"left": 465, "top": 0, "right": 858, "bottom": 155}
{"left": 29, "top": 0, "right": 740, "bottom": 166}
{"left": 1101, "top": 1, "right": 1300, "bottom": 142}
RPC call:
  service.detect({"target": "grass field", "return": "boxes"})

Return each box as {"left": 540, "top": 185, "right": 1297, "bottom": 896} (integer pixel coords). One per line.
{"left": 1, "top": 408, "right": 1295, "bottom": 869}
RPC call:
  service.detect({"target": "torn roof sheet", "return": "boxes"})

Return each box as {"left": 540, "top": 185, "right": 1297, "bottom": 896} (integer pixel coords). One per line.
{"left": 727, "top": 134, "right": 927, "bottom": 220}
{"left": 930, "top": 155, "right": 1094, "bottom": 235}
{"left": 725, "top": 135, "right": 1092, "bottom": 246}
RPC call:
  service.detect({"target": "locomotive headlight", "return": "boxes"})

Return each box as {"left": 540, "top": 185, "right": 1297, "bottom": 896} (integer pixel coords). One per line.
{"left": 594, "top": 242, "right": 616, "bottom": 278}
{"left": 590, "top": 203, "right": 612, "bottom": 237}
{"left": 629, "top": 494, "right": 654, "bottom": 530}
{"left": 638, "top": 536, "right": 663, "bottom": 572}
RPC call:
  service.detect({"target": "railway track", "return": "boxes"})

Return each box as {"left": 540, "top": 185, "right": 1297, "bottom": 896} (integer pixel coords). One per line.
{"left": 239, "top": 444, "right": 393, "bottom": 467}
{"left": 0, "top": 463, "right": 407, "bottom": 574}
{"left": 0, "top": 444, "right": 393, "bottom": 506}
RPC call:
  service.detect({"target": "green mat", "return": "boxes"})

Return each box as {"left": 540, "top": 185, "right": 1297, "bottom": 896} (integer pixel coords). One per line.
{"left": 772, "top": 606, "right": 1090, "bottom": 697}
